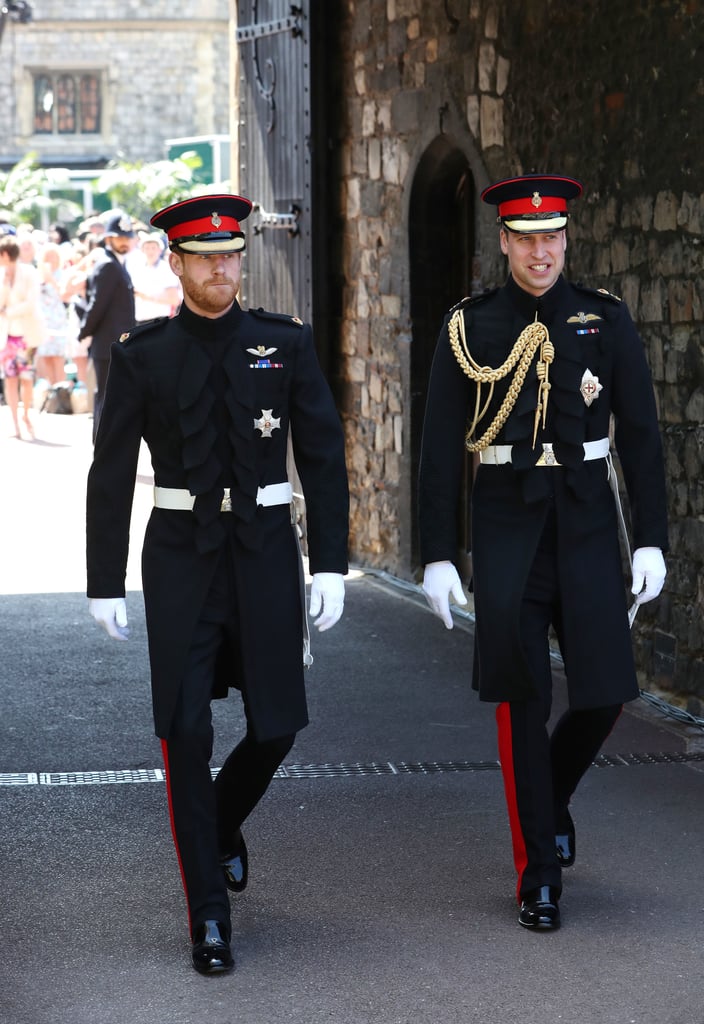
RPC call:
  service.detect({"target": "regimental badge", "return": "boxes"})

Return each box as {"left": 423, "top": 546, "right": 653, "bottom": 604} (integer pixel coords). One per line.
{"left": 531, "top": 192, "right": 542, "bottom": 208}
{"left": 291, "top": 316, "right": 303, "bottom": 325}
{"left": 211, "top": 212, "right": 222, "bottom": 228}
{"left": 580, "top": 368, "right": 603, "bottom": 407}
{"left": 535, "top": 442, "right": 560, "bottom": 466}
{"left": 254, "top": 409, "right": 281, "bottom": 437}
{"left": 567, "top": 311, "right": 603, "bottom": 324}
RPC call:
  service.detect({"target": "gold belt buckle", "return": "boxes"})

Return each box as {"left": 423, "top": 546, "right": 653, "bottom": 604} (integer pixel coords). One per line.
{"left": 535, "top": 442, "right": 560, "bottom": 467}
{"left": 220, "top": 487, "right": 232, "bottom": 512}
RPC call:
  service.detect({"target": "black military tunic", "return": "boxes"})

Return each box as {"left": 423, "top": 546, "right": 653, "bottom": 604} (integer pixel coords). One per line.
{"left": 419, "top": 273, "right": 668, "bottom": 710}
{"left": 86, "top": 299, "right": 349, "bottom": 742}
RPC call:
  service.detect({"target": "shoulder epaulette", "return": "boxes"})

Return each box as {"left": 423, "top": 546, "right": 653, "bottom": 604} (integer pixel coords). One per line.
{"left": 119, "top": 317, "right": 168, "bottom": 345}
{"left": 448, "top": 288, "right": 499, "bottom": 316}
{"left": 249, "top": 308, "right": 304, "bottom": 327}
{"left": 573, "top": 282, "right": 622, "bottom": 303}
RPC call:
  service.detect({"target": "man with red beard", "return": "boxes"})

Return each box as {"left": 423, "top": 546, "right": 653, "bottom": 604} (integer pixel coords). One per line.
{"left": 86, "top": 195, "right": 349, "bottom": 974}
{"left": 419, "top": 174, "right": 668, "bottom": 932}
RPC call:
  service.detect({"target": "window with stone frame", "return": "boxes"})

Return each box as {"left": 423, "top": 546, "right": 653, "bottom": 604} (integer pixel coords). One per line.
{"left": 32, "top": 71, "right": 101, "bottom": 135}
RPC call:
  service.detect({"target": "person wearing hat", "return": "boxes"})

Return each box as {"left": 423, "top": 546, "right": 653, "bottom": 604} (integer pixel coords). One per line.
{"left": 75, "top": 215, "right": 106, "bottom": 244}
{"left": 77, "top": 209, "right": 136, "bottom": 440}
{"left": 418, "top": 173, "right": 668, "bottom": 931}
{"left": 85, "top": 194, "right": 349, "bottom": 974}
{"left": 128, "top": 231, "right": 181, "bottom": 323}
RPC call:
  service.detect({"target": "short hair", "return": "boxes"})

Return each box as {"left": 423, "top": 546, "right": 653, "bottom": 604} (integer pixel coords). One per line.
{"left": 50, "top": 222, "right": 70, "bottom": 244}
{"left": 0, "top": 235, "right": 20, "bottom": 261}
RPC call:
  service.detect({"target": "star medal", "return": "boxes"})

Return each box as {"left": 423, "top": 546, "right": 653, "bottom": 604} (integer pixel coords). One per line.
{"left": 254, "top": 409, "right": 281, "bottom": 437}
{"left": 580, "top": 368, "right": 603, "bottom": 407}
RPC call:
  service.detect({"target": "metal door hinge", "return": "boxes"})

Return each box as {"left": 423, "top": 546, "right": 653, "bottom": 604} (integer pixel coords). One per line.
{"left": 252, "top": 203, "right": 301, "bottom": 237}
{"left": 236, "top": 4, "right": 304, "bottom": 43}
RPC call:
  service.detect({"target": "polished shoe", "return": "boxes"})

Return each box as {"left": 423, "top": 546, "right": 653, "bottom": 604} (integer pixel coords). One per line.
{"left": 555, "top": 810, "right": 576, "bottom": 868}
{"left": 518, "top": 886, "right": 561, "bottom": 930}
{"left": 191, "top": 920, "right": 234, "bottom": 975}
{"left": 220, "top": 830, "right": 248, "bottom": 893}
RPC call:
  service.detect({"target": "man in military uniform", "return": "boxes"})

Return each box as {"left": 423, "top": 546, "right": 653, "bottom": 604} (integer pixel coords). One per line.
{"left": 86, "top": 195, "right": 349, "bottom": 973}
{"left": 77, "top": 209, "right": 136, "bottom": 440}
{"left": 418, "top": 174, "right": 668, "bottom": 930}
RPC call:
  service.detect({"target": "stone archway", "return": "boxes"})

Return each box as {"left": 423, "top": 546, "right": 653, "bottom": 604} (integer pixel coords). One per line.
{"left": 408, "top": 135, "right": 479, "bottom": 577}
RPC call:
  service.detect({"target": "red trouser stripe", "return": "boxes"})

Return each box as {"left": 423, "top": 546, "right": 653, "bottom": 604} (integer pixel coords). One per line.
{"left": 496, "top": 702, "right": 527, "bottom": 901}
{"left": 160, "top": 739, "right": 192, "bottom": 938}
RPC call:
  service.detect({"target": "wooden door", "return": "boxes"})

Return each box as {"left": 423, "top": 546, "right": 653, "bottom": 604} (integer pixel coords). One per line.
{"left": 235, "top": 1, "right": 311, "bottom": 321}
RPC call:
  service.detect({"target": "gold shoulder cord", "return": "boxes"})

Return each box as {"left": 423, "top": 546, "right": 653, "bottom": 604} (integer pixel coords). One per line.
{"left": 447, "top": 308, "right": 554, "bottom": 451}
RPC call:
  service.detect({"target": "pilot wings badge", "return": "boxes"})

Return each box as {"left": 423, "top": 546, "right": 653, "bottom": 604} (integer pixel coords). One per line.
{"left": 567, "top": 311, "right": 603, "bottom": 324}
{"left": 247, "top": 346, "right": 278, "bottom": 357}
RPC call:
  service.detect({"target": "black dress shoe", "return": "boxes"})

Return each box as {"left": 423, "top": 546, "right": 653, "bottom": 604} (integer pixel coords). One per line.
{"left": 555, "top": 810, "right": 576, "bottom": 867}
{"left": 220, "top": 830, "right": 248, "bottom": 893}
{"left": 518, "top": 886, "right": 561, "bottom": 930}
{"left": 191, "top": 920, "right": 234, "bottom": 975}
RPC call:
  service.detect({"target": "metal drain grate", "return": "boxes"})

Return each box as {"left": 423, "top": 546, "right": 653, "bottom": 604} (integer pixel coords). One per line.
{"left": 0, "top": 751, "right": 702, "bottom": 787}
{"left": 38, "top": 769, "right": 166, "bottom": 786}
{"left": 275, "top": 760, "right": 503, "bottom": 778}
{"left": 593, "top": 750, "right": 704, "bottom": 767}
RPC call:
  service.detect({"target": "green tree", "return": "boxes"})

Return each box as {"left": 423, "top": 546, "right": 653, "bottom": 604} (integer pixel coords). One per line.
{"left": 0, "top": 152, "right": 81, "bottom": 225}
{"left": 92, "top": 152, "right": 209, "bottom": 226}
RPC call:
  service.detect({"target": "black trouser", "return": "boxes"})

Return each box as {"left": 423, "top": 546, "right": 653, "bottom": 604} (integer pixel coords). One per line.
{"left": 495, "top": 509, "right": 622, "bottom": 899}
{"left": 161, "top": 552, "right": 296, "bottom": 939}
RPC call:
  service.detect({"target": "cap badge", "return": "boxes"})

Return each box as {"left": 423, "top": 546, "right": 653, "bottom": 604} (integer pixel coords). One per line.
{"left": 211, "top": 212, "right": 222, "bottom": 228}
{"left": 254, "top": 409, "right": 281, "bottom": 437}
{"left": 118, "top": 215, "right": 132, "bottom": 232}
{"left": 580, "top": 368, "right": 603, "bottom": 407}
{"left": 531, "top": 192, "right": 543, "bottom": 209}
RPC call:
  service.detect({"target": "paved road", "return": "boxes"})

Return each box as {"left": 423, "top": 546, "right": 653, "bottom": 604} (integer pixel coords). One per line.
{"left": 1, "top": 406, "right": 703, "bottom": 1024}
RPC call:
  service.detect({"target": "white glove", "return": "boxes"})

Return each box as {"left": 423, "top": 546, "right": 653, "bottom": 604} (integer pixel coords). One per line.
{"left": 422, "top": 560, "right": 467, "bottom": 629}
{"left": 89, "top": 597, "right": 129, "bottom": 641}
{"left": 309, "top": 573, "right": 345, "bottom": 632}
{"left": 631, "top": 547, "right": 666, "bottom": 605}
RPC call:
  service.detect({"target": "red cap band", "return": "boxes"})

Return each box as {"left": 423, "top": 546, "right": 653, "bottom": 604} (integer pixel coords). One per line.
{"left": 498, "top": 196, "right": 568, "bottom": 218}
{"left": 165, "top": 214, "right": 242, "bottom": 242}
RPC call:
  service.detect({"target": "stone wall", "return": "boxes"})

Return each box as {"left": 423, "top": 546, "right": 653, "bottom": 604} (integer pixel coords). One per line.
{"left": 338, "top": 1, "right": 493, "bottom": 571}
{"left": 0, "top": 1, "right": 229, "bottom": 166}
{"left": 337, "top": 0, "right": 704, "bottom": 702}
{"left": 568, "top": 189, "right": 704, "bottom": 704}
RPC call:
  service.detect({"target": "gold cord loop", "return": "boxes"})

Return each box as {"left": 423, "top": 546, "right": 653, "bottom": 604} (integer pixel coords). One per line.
{"left": 448, "top": 309, "right": 553, "bottom": 452}
{"left": 532, "top": 337, "right": 554, "bottom": 447}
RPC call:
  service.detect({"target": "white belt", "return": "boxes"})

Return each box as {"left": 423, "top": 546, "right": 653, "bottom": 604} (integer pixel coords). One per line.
{"left": 480, "top": 437, "right": 610, "bottom": 466}
{"left": 153, "top": 482, "right": 292, "bottom": 512}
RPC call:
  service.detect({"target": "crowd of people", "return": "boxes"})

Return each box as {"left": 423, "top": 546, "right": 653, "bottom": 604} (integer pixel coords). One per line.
{"left": 0, "top": 209, "right": 182, "bottom": 440}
